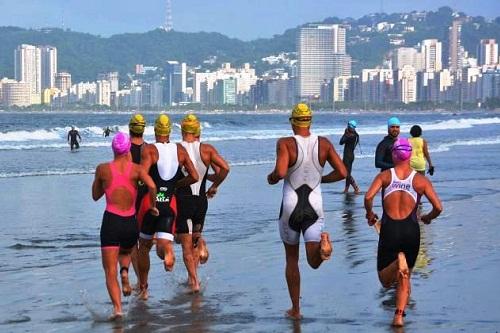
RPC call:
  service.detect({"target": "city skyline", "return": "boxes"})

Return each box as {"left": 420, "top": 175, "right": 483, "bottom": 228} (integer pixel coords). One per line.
{"left": 0, "top": 0, "right": 499, "bottom": 41}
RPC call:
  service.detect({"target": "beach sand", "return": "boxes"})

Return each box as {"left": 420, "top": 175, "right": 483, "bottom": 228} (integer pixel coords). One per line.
{"left": 1, "top": 152, "right": 500, "bottom": 332}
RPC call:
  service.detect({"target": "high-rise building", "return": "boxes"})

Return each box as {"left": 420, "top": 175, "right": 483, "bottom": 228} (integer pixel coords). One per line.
{"left": 297, "top": 24, "right": 348, "bottom": 98}
{"left": 421, "top": 39, "right": 442, "bottom": 72}
{"left": 395, "top": 65, "right": 417, "bottom": 104}
{"left": 214, "top": 78, "right": 237, "bottom": 105}
{"left": 478, "top": 39, "right": 499, "bottom": 66}
{"left": 96, "top": 80, "right": 111, "bottom": 106}
{"left": 55, "top": 72, "right": 72, "bottom": 92}
{"left": 40, "top": 46, "right": 57, "bottom": 90}
{"left": 97, "top": 72, "right": 119, "bottom": 93}
{"left": 2, "top": 80, "right": 31, "bottom": 107}
{"left": 392, "top": 47, "right": 423, "bottom": 71}
{"left": 163, "top": 61, "right": 186, "bottom": 105}
{"left": 448, "top": 20, "right": 464, "bottom": 73}
{"left": 14, "top": 44, "right": 42, "bottom": 104}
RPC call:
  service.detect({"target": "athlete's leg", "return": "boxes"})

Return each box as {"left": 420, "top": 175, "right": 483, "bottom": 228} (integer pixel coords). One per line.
{"left": 130, "top": 244, "right": 140, "bottom": 289}
{"left": 156, "top": 238, "right": 175, "bottom": 272}
{"left": 101, "top": 248, "right": 122, "bottom": 317}
{"left": 178, "top": 234, "right": 200, "bottom": 292}
{"left": 304, "top": 232, "right": 332, "bottom": 269}
{"left": 137, "top": 238, "right": 153, "bottom": 300}
{"left": 284, "top": 242, "right": 301, "bottom": 320}
{"left": 118, "top": 247, "right": 133, "bottom": 296}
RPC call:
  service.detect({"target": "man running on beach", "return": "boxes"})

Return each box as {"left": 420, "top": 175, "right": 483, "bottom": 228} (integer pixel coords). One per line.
{"left": 340, "top": 120, "right": 360, "bottom": 193}
{"left": 375, "top": 117, "right": 401, "bottom": 171}
{"left": 128, "top": 113, "right": 147, "bottom": 288}
{"left": 67, "top": 126, "right": 81, "bottom": 151}
{"left": 92, "top": 132, "right": 158, "bottom": 319}
{"left": 176, "top": 114, "right": 230, "bottom": 292}
{"left": 267, "top": 103, "right": 347, "bottom": 320}
{"left": 364, "top": 137, "right": 442, "bottom": 327}
{"left": 137, "top": 114, "right": 199, "bottom": 300}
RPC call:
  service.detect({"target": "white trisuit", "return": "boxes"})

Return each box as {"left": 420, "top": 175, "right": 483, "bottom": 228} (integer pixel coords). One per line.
{"left": 279, "top": 134, "right": 325, "bottom": 245}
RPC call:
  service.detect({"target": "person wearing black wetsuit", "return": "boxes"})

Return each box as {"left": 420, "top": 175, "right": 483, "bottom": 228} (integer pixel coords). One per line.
{"left": 375, "top": 117, "right": 401, "bottom": 171}
{"left": 340, "top": 120, "right": 360, "bottom": 193}
{"left": 67, "top": 126, "right": 81, "bottom": 151}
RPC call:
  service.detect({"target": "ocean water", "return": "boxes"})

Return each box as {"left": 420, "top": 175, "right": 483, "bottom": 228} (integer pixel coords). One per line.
{"left": 0, "top": 110, "right": 499, "bottom": 332}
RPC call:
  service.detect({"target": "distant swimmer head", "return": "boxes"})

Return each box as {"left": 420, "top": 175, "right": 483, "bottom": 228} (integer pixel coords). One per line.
{"left": 387, "top": 117, "right": 401, "bottom": 127}
{"left": 112, "top": 132, "right": 131, "bottom": 155}
{"left": 181, "top": 114, "right": 201, "bottom": 135}
{"left": 154, "top": 114, "right": 172, "bottom": 136}
{"left": 129, "top": 114, "right": 146, "bottom": 134}
{"left": 290, "top": 103, "right": 312, "bottom": 127}
{"left": 348, "top": 120, "right": 357, "bottom": 129}
{"left": 410, "top": 125, "right": 422, "bottom": 137}
{"left": 392, "top": 137, "right": 412, "bottom": 162}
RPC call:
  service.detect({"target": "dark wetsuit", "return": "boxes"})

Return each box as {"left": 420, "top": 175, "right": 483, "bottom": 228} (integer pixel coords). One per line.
{"left": 339, "top": 130, "right": 359, "bottom": 187}
{"left": 67, "top": 129, "right": 81, "bottom": 150}
{"left": 131, "top": 142, "right": 148, "bottom": 214}
{"left": 377, "top": 169, "right": 421, "bottom": 271}
{"left": 375, "top": 135, "right": 396, "bottom": 171}
{"left": 139, "top": 142, "right": 184, "bottom": 241}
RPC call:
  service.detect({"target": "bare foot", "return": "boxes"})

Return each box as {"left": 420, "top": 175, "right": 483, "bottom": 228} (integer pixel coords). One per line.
{"left": 320, "top": 232, "right": 333, "bottom": 260}
{"left": 120, "top": 270, "right": 132, "bottom": 297}
{"left": 392, "top": 309, "right": 405, "bottom": 327}
{"left": 137, "top": 284, "right": 149, "bottom": 301}
{"left": 189, "top": 279, "right": 201, "bottom": 293}
{"left": 198, "top": 238, "right": 209, "bottom": 265}
{"left": 108, "top": 311, "right": 123, "bottom": 321}
{"left": 163, "top": 248, "right": 175, "bottom": 272}
{"left": 286, "top": 308, "right": 302, "bottom": 320}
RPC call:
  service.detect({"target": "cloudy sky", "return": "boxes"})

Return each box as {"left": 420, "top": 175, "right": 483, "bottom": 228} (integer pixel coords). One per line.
{"left": 0, "top": 0, "right": 498, "bottom": 40}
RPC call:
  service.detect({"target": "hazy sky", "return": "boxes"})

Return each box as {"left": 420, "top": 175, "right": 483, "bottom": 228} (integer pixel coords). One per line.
{"left": 0, "top": 0, "right": 498, "bottom": 40}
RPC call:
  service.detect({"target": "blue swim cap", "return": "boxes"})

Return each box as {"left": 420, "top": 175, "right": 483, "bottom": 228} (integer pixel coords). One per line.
{"left": 348, "top": 120, "right": 357, "bottom": 129}
{"left": 387, "top": 117, "right": 401, "bottom": 127}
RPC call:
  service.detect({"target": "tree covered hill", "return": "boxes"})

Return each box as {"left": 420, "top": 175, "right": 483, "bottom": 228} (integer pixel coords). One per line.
{"left": 0, "top": 7, "right": 498, "bottom": 82}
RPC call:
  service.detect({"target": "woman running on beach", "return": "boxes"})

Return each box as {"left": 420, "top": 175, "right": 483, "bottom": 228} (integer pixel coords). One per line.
{"left": 92, "top": 132, "right": 158, "bottom": 319}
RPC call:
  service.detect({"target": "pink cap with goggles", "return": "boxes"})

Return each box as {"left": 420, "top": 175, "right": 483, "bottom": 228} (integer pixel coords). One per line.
{"left": 392, "top": 137, "right": 412, "bottom": 162}
{"left": 112, "top": 132, "right": 131, "bottom": 155}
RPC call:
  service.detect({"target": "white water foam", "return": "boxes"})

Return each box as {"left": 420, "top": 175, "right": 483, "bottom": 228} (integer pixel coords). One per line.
{"left": 431, "top": 136, "right": 500, "bottom": 153}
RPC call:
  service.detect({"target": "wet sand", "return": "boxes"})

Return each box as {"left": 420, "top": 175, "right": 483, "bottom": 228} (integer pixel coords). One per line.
{"left": 1, "top": 155, "right": 500, "bottom": 332}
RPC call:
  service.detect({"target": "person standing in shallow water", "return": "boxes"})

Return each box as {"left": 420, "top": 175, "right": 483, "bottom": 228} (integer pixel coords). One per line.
{"left": 67, "top": 126, "right": 81, "bottom": 151}
{"left": 409, "top": 125, "right": 434, "bottom": 176}
{"left": 375, "top": 117, "right": 401, "bottom": 171}
{"left": 364, "top": 137, "right": 442, "bottom": 327}
{"left": 267, "top": 103, "right": 346, "bottom": 320}
{"left": 92, "top": 132, "right": 158, "bottom": 320}
{"left": 339, "top": 120, "right": 360, "bottom": 193}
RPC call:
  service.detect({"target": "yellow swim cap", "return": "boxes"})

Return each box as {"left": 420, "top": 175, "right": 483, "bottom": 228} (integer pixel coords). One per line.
{"left": 181, "top": 114, "right": 201, "bottom": 135}
{"left": 154, "top": 114, "right": 172, "bottom": 136}
{"left": 129, "top": 114, "right": 146, "bottom": 134}
{"left": 290, "top": 103, "right": 312, "bottom": 127}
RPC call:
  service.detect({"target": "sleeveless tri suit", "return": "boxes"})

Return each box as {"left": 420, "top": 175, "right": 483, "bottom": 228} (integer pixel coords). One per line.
{"left": 377, "top": 168, "right": 422, "bottom": 271}
{"left": 176, "top": 141, "right": 209, "bottom": 234}
{"left": 279, "top": 135, "right": 325, "bottom": 245}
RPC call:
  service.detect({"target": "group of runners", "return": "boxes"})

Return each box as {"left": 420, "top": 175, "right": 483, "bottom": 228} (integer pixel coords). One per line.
{"left": 92, "top": 113, "right": 229, "bottom": 319}
{"left": 92, "top": 104, "right": 442, "bottom": 327}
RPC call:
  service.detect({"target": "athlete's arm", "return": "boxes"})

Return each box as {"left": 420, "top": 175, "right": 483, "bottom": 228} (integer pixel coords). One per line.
{"left": 364, "top": 173, "right": 384, "bottom": 226}
{"left": 375, "top": 140, "right": 393, "bottom": 170}
{"left": 138, "top": 166, "right": 159, "bottom": 216}
{"left": 77, "top": 131, "right": 82, "bottom": 141}
{"left": 423, "top": 139, "right": 433, "bottom": 168}
{"left": 206, "top": 145, "right": 230, "bottom": 198}
{"left": 420, "top": 178, "right": 442, "bottom": 224}
{"left": 176, "top": 144, "right": 199, "bottom": 189}
{"left": 140, "top": 144, "right": 154, "bottom": 172}
{"left": 267, "top": 138, "right": 289, "bottom": 185}
{"left": 321, "top": 138, "right": 347, "bottom": 183}
{"left": 207, "top": 164, "right": 220, "bottom": 182}
{"left": 92, "top": 164, "right": 105, "bottom": 201}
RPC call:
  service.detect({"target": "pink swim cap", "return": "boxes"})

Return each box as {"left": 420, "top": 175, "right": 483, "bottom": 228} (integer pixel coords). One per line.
{"left": 112, "top": 132, "right": 131, "bottom": 155}
{"left": 392, "top": 137, "right": 412, "bottom": 162}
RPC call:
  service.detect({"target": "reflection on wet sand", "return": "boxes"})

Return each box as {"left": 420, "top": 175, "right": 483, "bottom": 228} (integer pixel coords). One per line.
{"left": 341, "top": 193, "right": 367, "bottom": 268}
